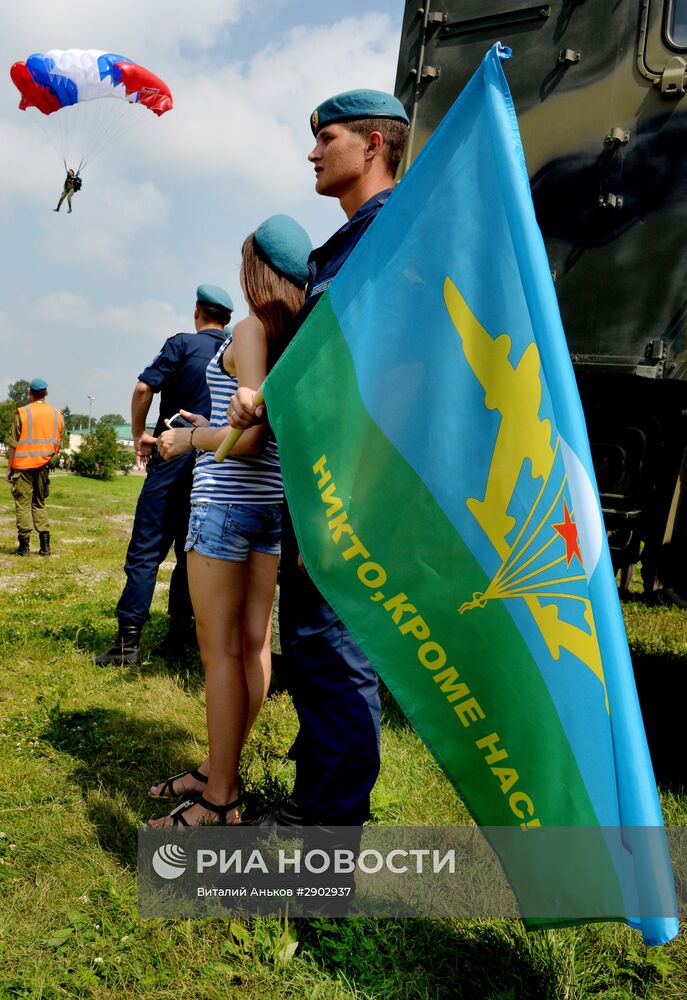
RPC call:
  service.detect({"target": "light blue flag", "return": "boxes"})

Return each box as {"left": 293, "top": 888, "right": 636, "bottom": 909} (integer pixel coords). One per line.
{"left": 264, "top": 43, "right": 678, "bottom": 944}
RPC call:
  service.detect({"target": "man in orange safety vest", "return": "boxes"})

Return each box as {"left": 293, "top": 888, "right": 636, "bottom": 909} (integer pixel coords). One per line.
{"left": 6, "top": 378, "right": 63, "bottom": 556}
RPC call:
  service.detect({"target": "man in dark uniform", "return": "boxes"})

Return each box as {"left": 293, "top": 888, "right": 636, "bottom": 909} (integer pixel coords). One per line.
{"left": 230, "top": 91, "right": 409, "bottom": 826}
{"left": 95, "top": 284, "right": 233, "bottom": 666}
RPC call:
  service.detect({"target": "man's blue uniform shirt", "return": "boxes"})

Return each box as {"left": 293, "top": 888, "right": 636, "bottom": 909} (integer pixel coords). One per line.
{"left": 296, "top": 188, "right": 393, "bottom": 329}
{"left": 138, "top": 328, "right": 228, "bottom": 437}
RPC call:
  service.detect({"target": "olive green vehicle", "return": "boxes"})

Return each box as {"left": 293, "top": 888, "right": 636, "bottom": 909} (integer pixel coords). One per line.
{"left": 395, "top": 0, "right": 687, "bottom": 599}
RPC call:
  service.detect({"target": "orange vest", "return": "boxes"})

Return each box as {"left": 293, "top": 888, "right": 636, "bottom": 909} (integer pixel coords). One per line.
{"left": 13, "top": 402, "right": 63, "bottom": 470}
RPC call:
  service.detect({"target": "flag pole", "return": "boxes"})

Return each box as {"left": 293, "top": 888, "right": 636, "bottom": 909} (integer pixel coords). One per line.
{"left": 213, "top": 385, "right": 264, "bottom": 462}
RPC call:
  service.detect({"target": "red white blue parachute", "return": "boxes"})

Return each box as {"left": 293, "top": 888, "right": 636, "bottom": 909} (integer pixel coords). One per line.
{"left": 10, "top": 49, "right": 173, "bottom": 170}
{"left": 10, "top": 50, "right": 173, "bottom": 116}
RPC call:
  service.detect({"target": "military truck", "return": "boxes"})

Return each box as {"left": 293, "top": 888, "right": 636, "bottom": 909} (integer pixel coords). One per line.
{"left": 395, "top": 0, "right": 687, "bottom": 599}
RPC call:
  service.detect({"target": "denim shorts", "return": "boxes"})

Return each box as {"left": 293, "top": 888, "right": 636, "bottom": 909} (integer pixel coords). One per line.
{"left": 185, "top": 501, "right": 282, "bottom": 562}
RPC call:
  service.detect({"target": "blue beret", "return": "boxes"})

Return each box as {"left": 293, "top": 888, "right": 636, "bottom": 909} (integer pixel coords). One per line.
{"left": 253, "top": 215, "right": 313, "bottom": 287}
{"left": 30, "top": 377, "right": 48, "bottom": 391}
{"left": 311, "top": 89, "right": 409, "bottom": 136}
{"left": 196, "top": 284, "right": 233, "bottom": 312}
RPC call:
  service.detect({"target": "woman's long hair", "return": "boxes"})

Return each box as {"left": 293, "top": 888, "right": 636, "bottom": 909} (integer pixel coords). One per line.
{"left": 240, "top": 234, "right": 306, "bottom": 368}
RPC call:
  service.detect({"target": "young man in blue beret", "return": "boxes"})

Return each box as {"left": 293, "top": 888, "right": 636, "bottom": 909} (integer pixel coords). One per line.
{"left": 230, "top": 90, "right": 409, "bottom": 828}
{"left": 95, "top": 284, "right": 233, "bottom": 666}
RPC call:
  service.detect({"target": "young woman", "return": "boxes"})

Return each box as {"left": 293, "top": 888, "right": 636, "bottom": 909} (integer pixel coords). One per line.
{"left": 148, "top": 214, "right": 311, "bottom": 827}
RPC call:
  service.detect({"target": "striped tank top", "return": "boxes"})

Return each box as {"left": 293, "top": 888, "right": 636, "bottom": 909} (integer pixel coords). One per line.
{"left": 190, "top": 339, "right": 282, "bottom": 505}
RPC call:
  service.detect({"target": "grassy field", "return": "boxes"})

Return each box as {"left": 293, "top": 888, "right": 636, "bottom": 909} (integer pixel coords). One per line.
{"left": 0, "top": 469, "right": 685, "bottom": 999}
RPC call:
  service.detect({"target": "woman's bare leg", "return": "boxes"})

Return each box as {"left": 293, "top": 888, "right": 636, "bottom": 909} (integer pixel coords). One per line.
{"left": 242, "top": 550, "right": 279, "bottom": 738}
{"left": 149, "top": 548, "right": 277, "bottom": 827}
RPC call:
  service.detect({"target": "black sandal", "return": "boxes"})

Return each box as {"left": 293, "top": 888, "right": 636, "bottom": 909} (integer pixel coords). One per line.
{"left": 168, "top": 795, "right": 242, "bottom": 827}
{"left": 149, "top": 768, "right": 208, "bottom": 800}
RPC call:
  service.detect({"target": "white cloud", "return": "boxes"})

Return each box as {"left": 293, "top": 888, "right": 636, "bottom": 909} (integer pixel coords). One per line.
{"left": 31, "top": 291, "right": 89, "bottom": 325}
{"left": 29, "top": 292, "right": 185, "bottom": 344}
{"left": 133, "top": 15, "right": 399, "bottom": 194}
{"left": 40, "top": 178, "right": 168, "bottom": 267}
{"left": 1, "top": 293, "right": 191, "bottom": 415}
{"left": 100, "top": 299, "right": 188, "bottom": 344}
{"left": 2, "top": 1, "right": 247, "bottom": 64}
{"left": 0, "top": 122, "right": 60, "bottom": 205}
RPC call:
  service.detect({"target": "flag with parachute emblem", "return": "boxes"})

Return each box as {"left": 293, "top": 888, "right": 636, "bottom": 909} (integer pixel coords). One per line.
{"left": 263, "top": 44, "right": 678, "bottom": 944}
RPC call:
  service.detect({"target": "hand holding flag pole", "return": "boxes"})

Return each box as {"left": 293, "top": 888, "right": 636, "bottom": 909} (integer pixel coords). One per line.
{"left": 213, "top": 385, "right": 264, "bottom": 462}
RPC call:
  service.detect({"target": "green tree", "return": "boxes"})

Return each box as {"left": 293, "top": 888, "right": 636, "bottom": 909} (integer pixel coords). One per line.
{"left": 0, "top": 400, "right": 15, "bottom": 446}
{"left": 117, "top": 445, "right": 135, "bottom": 474}
{"left": 68, "top": 413, "right": 91, "bottom": 430}
{"left": 7, "top": 380, "right": 30, "bottom": 406}
{"left": 59, "top": 405, "right": 71, "bottom": 448}
{"left": 98, "top": 413, "right": 126, "bottom": 427}
{"left": 72, "top": 423, "right": 123, "bottom": 480}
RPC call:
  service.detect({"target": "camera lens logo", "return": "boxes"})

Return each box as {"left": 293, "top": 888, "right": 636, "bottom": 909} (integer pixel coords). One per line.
{"left": 152, "top": 844, "right": 188, "bottom": 880}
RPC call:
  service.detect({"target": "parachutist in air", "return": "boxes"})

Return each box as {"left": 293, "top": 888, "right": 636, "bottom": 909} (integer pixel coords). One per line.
{"left": 53, "top": 168, "right": 82, "bottom": 213}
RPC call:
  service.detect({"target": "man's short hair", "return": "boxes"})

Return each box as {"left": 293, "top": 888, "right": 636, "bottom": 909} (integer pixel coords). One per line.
{"left": 196, "top": 301, "right": 232, "bottom": 327}
{"left": 196, "top": 302, "right": 231, "bottom": 326}
{"left": 344, "top": 118, "right": 410, "bottom": 178}
{"left": 30, "top": 388, "right": 48, "bottom": 400}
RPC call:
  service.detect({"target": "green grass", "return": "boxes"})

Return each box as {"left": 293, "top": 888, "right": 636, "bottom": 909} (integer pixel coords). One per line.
{"left": 0, "top": 469, "right": 685, "bottom": 998}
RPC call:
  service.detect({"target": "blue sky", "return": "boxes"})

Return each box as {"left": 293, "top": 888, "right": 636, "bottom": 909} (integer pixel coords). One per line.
{"left": 2, "top": 1, "right": 404, "bottom": 419}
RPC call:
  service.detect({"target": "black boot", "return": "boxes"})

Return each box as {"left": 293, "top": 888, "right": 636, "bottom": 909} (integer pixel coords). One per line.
{"left": 13, "top": 533, "right": 30, "bottom": 557}
{"left": 152, "top": 619, "right": 196, "bottom": 658}
{"left": 94, "top": 625, "right": 142, "bottom": 667}
{"left": 38, "top": 531, "right": 51, "bottom": 557}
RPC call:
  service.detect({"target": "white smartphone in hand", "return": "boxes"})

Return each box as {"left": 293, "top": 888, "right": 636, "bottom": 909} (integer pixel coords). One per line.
{"left": 165, "top": 412, "right": 194, "bottom": 429}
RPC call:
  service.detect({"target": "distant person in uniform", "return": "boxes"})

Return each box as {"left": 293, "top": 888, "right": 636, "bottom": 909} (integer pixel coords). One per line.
{"left": 94, "top": 284, "right": 233, "bottom": 667}
{"left": 6, "top": 377, "right": 63, "bottom": 557}
{"left": 53, "top": 168, "right": 82, "bottom": 213}
{"left": 229, "top": 91, "right": 410, "bottom": 828}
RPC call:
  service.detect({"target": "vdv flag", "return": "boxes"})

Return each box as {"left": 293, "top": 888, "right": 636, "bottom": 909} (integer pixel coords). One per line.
{"left": 264, "top": 44, "right": 678, "bottom": 944}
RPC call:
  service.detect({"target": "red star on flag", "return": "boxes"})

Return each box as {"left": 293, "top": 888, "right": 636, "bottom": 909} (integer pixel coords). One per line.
{"left": 552, "top": 500, "right": 583, "bottom": 567}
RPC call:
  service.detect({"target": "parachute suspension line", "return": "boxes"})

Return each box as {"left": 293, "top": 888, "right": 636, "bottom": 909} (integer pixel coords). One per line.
{"left": 37, "top": 103, "right": 76, "bottom": 168}
{"left": 55, "top": 106, "right": 71, "bottom": 164}
{"left": 69, "top": 96, "right": 114, "bottom": 166}
{"left": 34, "top": 97, "right": 142, "bottom": 175}
{"left": 79, "top": 103, "right": 147, "bottom": 168}
{"left": 36, "top": 115, "right": 68, "bottom": 166}
{"left": 74, "top": 98, "right": 142, "bottom": 169}
{"left": 87, "top": 95, "right": 122, "bottom": 151}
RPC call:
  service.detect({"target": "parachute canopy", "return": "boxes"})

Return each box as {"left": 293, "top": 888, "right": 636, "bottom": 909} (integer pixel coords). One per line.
{"left": 10, "top": 49, "right": 173, "bottom": 117}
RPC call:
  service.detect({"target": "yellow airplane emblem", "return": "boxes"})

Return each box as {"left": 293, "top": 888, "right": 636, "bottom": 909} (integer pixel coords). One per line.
{"left": 444, "top": 276, "right": 608, "bottom": 711}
